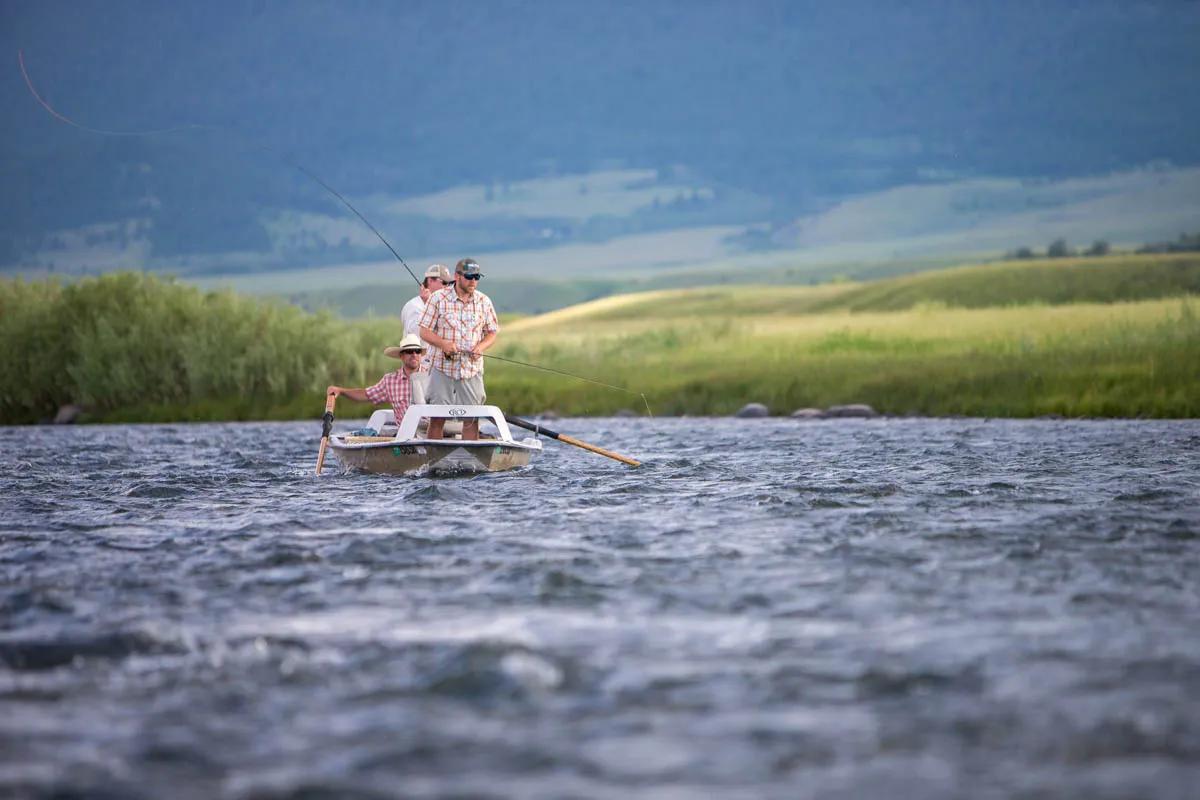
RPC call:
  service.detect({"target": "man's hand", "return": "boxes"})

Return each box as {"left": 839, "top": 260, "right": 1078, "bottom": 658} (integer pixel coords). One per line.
{"left": 419, "top": 285, "right": 431, "bottom": 303}
{"left": 442, "top": 346, "right": 457, "bottom": 360}
{"left": 326, "top": 385, "right": 341, "bottom": 397}
{"left": 463, "top": 345, "right": 483, "bottom": 361}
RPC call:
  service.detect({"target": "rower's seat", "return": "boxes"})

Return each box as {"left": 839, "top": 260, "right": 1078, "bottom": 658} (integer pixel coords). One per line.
{"left": 365, "top": 409, "right": 466, "bottom": 439}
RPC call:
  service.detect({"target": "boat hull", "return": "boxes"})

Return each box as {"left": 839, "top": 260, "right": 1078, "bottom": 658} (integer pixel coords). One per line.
{"left": 330, "top": 440, "right": 535, "bottom": 476}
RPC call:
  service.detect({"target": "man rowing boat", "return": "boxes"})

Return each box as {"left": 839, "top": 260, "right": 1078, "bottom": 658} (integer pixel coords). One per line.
{"left": 418, "top": 257, "right": 499, "bottom": 440}
{"left": 326, "top": 334, "right": 426, "bottom": 421}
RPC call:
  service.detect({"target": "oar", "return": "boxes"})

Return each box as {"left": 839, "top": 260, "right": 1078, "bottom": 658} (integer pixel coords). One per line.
{"left": 505, "top": 415, "right": 641, "bottom": 467}
{"left": 315, "top": 391, "right": 337, "bottom": 475}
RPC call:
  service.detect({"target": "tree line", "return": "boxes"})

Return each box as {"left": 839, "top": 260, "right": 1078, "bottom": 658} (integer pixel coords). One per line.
{"left": 1006, "top": 231, "right": 1200, "bottom": 260}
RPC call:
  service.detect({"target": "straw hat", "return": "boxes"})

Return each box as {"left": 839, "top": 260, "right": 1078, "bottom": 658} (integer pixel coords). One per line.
{"left": 383, "top": 333, "right": 425, "bottom": 359}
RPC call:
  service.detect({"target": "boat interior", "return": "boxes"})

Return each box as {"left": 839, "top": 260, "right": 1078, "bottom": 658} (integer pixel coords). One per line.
{"left": 339, "top": 408, "right": 503, "bottom": 444}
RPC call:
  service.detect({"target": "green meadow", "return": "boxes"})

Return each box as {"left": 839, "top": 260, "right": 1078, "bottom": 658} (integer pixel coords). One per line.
{"left": 2, "top": 253, "right": 1197, "bottom": 423}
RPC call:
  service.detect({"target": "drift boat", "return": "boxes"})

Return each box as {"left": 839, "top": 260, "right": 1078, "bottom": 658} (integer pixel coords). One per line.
{"left": 326, "top": 403, "right": 542, "bottom": 476}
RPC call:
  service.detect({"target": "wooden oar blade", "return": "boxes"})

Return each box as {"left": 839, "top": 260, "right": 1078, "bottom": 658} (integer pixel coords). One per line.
{"left": 315, "top": 437, "right": 331, "bottom": 475}
{"left": 558, "top": 433, "right": 641, "bottom": 467}
{"left": 315, "top": 392, "right": 337, "bottom": 475}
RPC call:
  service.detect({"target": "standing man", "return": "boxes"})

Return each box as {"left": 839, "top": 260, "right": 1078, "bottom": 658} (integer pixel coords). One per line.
{"left": 326, "top": 333, "right": 427, "bottom": 422}
{"left": 418, "top": 257, "right": 499, "bottom": 440}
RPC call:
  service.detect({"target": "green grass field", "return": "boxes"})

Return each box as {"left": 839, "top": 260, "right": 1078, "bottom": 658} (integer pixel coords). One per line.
{"left": 2, "top": 253, "right": 1197, "bottom": 422}
{"left": 488, "top": 294, "right": 1198, "bottom": 417}
{"left": 485, "top": 253, "right": 1200, "bottom": 417}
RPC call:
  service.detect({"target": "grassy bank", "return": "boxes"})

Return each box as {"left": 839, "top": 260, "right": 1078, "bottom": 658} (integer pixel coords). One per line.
{"left": 489, "top": 295, "right": 1199, "bottom": 417}
{"left": 482, "top": 253, "right": 1200, "bottom": 417}
{"left": 0, "top": 273, "right": 399, "bottom": 424}
{"left": 2, "top": 254, "right": 1198, "bottom": 423}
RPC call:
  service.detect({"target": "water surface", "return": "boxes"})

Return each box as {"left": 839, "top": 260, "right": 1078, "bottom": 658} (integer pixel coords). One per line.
{"left": 1, "top": 418, "right": 1198, "bottom": 799}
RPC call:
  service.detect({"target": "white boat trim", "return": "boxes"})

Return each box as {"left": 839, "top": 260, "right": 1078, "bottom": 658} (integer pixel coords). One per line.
{"left": 330, "top": 404, "right": 543, "bottom": 453}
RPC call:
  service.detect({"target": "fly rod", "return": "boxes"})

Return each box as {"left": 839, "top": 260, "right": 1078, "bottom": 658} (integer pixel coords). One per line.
{"left": 19, "top": 49, "right": 650, "bottom": 453}
{"left": 479, "top": 352, "right": 652, "bottom": 417}
{"left": 19, "top": 50, "right": 425, "bottom": 289}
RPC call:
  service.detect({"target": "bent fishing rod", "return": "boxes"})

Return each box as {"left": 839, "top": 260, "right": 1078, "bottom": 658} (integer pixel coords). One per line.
{"left": 18, "top": 49, "right": 428, "bottom": 290}
{"left": 19, "top": 49, "right": 652, "bottom": 426}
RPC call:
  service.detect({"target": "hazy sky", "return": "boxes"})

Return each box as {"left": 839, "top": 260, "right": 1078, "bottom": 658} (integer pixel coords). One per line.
{"left": 3, "top": 0, "right": 1198, "bottom": 268}
{"left": 7, "top": 1, "right": 1199, "bottom": 174}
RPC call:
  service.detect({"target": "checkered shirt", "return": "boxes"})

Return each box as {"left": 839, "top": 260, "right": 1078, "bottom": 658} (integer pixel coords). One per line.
{"left": 417, "top": 287, "right": 500, "bottom": 380}
{"left": 364, "top": 369, "right": 422, "bottom": 419}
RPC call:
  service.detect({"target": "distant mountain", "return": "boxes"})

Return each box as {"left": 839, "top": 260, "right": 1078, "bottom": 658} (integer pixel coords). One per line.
{"left": 183, "top": 165, "right": 1200, "bottom": 318}
{"left": 3, "top": 0, "right": 1198, "bottom": 277}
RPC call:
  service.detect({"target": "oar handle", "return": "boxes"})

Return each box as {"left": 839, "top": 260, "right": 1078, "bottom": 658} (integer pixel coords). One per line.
{"left": 315, "top": 391, "right": 338, "bottom": 475}
{"left": 505, "top": 415, "right": 641, "bottom": 467}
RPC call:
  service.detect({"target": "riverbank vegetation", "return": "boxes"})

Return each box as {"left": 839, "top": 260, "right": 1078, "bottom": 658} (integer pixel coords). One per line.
{"left": 2, "top": 253, "right": 1197, "bottom": 423}
{"left": 0, "top": 273, "right": 394, "bottom": 424}
{"left": 492, "top": 294, "right": 1197, "bottom": 418}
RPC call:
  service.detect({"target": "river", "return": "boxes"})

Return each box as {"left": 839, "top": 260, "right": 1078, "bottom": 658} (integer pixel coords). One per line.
{"left": 1, "top": 418, "right": 1197, "bottom": 799}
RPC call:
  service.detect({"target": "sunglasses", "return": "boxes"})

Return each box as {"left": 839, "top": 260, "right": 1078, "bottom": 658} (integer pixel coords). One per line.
{"left": 458, "top": 272, "right": 483, "bottom": 281}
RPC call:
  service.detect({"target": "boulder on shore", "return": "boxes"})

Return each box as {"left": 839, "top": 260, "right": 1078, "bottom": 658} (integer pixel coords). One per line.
{"left": 53, "top": 404, "right": 83, "bottom": 424}
{"left": 614, "top": 408, "right": 637, "bottom": 418}
{"left": 825, "top": 404, "right": 878, "bottom": 418}
{"left": 790, "top": 408, "right": 825, "bottom": 419}
{"left": 539, "top": 409, "right": 561, "bottom": 421}
{"left": 734, "top": 403, "right": 770, "bottom": 418}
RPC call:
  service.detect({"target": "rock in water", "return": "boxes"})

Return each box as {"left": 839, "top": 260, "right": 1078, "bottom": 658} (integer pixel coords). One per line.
{"left": 53, "top": 404, "right": 83, "bottom": 424}
{"left": 735, "top": 403, "right": 769, "bottom": 418}
{"left": 825, "top": 404, "right": 878, "bottom": 418}
{"left": 790, "top": 408, "right": 825, "bottom": 419}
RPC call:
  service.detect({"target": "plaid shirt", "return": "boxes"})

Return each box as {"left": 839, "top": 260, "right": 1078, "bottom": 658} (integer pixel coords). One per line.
{"left": 417, "top": 287, "right": 500, "bottom": 380}
{"left": 364, "top": 369, "right": 424, "bottom": 419}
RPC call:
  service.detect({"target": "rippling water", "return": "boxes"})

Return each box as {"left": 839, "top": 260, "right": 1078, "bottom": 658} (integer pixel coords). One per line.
{"left": 1, "top": 418, "right": 1198, "bottom": 799}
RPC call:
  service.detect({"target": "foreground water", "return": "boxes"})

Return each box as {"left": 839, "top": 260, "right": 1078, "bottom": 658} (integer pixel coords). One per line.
{"left": 1, "top": 418, "right": 1197, "bottom": 799}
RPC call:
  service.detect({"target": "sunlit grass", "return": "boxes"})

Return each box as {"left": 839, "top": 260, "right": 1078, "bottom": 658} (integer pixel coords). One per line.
{"left": 487, "top": 296, "right": 1199, "bottom": 418}
{"left": 3, "top": 253, "right": 1198, "bottom": 422}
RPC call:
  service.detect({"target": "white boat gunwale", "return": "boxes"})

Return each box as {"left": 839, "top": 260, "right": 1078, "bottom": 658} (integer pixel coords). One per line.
{"left": 328, "top": 403, "right": 543, "bottom": 454}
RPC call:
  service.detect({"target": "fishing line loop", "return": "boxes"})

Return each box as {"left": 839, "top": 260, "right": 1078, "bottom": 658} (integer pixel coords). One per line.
{"left": 18, "top": 48, "right": 651, "bottom": 415}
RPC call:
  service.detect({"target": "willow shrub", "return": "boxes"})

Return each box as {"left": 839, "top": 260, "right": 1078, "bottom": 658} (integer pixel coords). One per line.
{"left": 0, "top": 272, "right": 398, "bottom": 423}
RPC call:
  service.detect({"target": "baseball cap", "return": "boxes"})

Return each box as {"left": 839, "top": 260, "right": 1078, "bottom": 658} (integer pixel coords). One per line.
{"left": 423, "top": 263, "right": 451, "bottom": 282}
{"left": 455, "top": 257, "right": 485, "bottom": 276}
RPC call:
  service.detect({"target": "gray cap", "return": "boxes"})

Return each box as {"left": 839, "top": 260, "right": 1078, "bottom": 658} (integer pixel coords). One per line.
{"left": 423, "top": 263, "right": 451, "bottom": 282}
{"left": 455, "top": 257, "right": 484, "bottom": 276}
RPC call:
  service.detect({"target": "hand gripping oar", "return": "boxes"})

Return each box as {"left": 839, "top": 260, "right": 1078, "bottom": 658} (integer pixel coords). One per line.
{"left": 315, "top": 391, "right": 337, "bottom": 475}
{"left": 505, "top": 415, "right": 640, "bottom": 467}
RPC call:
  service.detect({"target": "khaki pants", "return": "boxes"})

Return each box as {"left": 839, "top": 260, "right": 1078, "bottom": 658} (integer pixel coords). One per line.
{"left": 427, "top": 371, "right": 486, "bottom": 405}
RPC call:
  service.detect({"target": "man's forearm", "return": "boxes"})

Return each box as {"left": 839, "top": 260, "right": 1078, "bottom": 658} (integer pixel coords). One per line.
{"left": 330, "top": 386, "right": 371, "bottom": 403}
{"left": 420, "top": 326, "right": 453, "bottom": 353}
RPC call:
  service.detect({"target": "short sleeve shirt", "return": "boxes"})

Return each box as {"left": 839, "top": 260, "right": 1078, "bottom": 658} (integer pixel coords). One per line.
{"left": 417, "top": 287, "right": 500, "bottom": 380}
{"left": 364, "top": 369, "right": 425, "bottom": 420}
